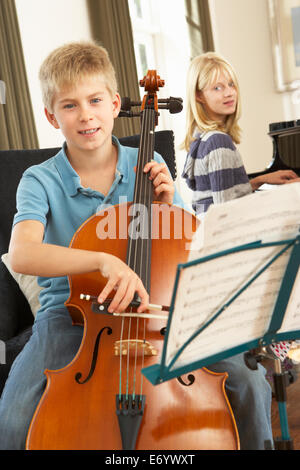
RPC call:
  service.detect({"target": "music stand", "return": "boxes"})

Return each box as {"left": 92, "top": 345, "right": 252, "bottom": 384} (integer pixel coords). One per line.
{"left": 142, "top": 183, "right": 300, "bottom": 449}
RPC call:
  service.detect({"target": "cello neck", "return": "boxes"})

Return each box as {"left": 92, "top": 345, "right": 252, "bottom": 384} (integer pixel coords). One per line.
{"left": 126, "top": 70, "right": 164, "bottom": 291}
{"left": 126, "top": 105, "right": 156, "bottom": 291}
{"left": 134, "top": 105, "right": 156, "bottom": 207}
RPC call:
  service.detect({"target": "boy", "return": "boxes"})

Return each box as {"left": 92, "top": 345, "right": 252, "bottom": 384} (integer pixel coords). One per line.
{"left": 0, "top": 41, "right": 182, "bottom": 449}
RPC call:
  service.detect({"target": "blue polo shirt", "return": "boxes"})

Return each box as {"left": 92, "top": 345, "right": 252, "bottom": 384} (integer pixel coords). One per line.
{"left": 13, "top": 136, "right": 184, "bottom": 316}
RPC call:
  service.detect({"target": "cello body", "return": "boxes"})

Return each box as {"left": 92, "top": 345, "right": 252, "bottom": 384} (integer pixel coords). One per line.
{"left": 26, "top": 203, "right": 239, "bottom": 450}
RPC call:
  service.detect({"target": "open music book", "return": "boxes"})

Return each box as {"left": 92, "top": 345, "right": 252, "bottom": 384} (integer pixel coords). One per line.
{"left": 143, "top": 183, "right": 300, "bottom": 385}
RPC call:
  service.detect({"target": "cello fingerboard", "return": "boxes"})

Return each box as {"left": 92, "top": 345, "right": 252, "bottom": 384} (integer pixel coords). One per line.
{"left": 127, "top": 105, "right": 155, "bottom": 292}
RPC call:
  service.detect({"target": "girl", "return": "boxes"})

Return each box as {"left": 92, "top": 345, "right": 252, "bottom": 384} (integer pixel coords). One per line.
{"left": 181, "top": 52, "right": 300, "bottom": 450}
{"left": 182, "top": 52, "right": 299, "bottom": 214}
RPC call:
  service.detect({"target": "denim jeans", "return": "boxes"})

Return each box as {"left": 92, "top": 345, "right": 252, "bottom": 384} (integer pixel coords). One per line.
{"left": 209, "top": 354, "right": 273, "bottom": 450}
{"left": 0, "top": 307, "right": 272, "bottom": 450}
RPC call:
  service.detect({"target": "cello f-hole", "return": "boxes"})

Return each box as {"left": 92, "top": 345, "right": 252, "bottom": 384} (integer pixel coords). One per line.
{"left": 160, "top": 327, "right": 166, "bottom": 336}
{"left": 160, "top": 324, "right": 196, "bottom": 387}
{"left": 75, "top": 326, "right": 112, "bottom": 384}
{"left": 177, "top": 374, "right": 196, "bottom": 387}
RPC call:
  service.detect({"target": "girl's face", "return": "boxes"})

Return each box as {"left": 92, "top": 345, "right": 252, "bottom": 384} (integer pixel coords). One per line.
{"left": 196, "top": 71, "right": 237, "bottom": 123}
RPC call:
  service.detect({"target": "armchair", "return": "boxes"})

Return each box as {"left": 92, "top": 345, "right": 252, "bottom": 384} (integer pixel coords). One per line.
{"left": 0, "top": 130, "right": 177, "bottom": 396}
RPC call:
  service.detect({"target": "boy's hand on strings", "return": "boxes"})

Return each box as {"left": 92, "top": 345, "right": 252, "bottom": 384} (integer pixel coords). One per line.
{"left": 97, "top": 253, "right": 149, "bottom": 314}
{"left": 143, "top": 160, "right": 175, "bottom": 204}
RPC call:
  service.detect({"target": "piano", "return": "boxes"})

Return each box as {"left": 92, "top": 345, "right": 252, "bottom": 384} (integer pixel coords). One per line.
{"left": 249, "top": 120, "right": 300, "bottom": 178}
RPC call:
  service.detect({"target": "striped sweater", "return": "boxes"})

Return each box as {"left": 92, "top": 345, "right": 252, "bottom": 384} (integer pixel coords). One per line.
{"left": 182, "top": 131, "right": 252, "bottom": 214}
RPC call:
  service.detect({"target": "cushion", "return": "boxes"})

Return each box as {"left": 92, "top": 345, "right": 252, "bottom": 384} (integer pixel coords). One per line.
{"left": 1, "top": 253, "right": 41, "bottom": 318}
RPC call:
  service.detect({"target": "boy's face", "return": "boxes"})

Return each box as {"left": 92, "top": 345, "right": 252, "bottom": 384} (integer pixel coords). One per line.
{"left": 45, "top": 74, "right": 121, "bottom": 157}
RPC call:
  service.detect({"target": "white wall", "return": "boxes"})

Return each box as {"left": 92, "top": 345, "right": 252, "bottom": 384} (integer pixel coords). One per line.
{"left": 209, "top": 0, "right": 300, "bottom": 172}
{"left": 15, "top": 0, "right": 93, "bottom": 148}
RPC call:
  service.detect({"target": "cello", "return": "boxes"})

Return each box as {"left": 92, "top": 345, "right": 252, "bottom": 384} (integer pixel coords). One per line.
{"left": 26, "top": 71, "right": 239, "bottom": 450}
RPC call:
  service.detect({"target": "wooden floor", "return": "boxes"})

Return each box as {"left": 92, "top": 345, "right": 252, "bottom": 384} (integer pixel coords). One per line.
{"left": 269, "top": 361, "right": 300, "bottom": 450}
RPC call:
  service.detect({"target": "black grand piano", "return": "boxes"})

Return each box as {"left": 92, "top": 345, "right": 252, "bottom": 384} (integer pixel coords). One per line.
{"left": 249, "top": 120, "right": 300, "bottom": 178}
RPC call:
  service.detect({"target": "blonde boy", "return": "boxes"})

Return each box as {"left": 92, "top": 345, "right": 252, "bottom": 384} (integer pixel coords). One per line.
{"left": 0, "top": 41, "right": 182, "bottom": 449}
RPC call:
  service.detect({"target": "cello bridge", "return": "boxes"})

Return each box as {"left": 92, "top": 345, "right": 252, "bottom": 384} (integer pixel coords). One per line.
{"left": 114, "top": 339, "right": 157, "bottom": 356}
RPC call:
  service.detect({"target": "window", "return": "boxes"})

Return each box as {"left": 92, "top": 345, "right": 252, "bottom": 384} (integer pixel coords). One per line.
{"left": 128, "top": 0, "right": 157, "bottom": 81}
{"left": 129, "top": 0, "right": 192, "bottom": 201}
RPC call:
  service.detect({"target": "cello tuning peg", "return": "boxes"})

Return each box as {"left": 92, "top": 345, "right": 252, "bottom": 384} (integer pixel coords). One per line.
{"left": 168, "top": 99, "right": 183, "bottom": 114}
{"left": 158, "top": 97, "right": 183, "bottom": 114}
{"left": 171, "top": 96, "right": 183, "bottom": 103}
{"left": 158, "top": 97, "right": 183, "bottom": 104}
{"left": 118, "top": 111, "right": 141, "bottom": 118}
{"left": 157, "top": 76, "right": 165, "bottom": 88}
{"left": 121, "top": 97, "right": 132, "bottom": 111}
{"left": 121, "top": 97, "right": 142, "bottom": 111}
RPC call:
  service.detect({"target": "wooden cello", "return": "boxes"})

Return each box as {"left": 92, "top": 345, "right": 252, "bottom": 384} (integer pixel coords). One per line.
{"left": 26, "top": 71, "right": 239, "bottom": 450}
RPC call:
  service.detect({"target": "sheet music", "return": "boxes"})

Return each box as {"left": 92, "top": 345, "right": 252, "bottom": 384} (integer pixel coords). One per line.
{"left": 165, "top": 183, "right": 300, "bottom": 371}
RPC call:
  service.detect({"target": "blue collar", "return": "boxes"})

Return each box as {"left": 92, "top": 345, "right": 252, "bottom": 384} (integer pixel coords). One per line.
{"left": 114, "top": 135, "right": 129, "bottom": 185}
{"left": 53, "top": 136, "right": 128, "bottom": 197}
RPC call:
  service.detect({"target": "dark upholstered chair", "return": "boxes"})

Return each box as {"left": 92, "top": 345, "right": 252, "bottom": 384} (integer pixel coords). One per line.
{"left": 0, "top": 130, "right": 176, "bottom": 396}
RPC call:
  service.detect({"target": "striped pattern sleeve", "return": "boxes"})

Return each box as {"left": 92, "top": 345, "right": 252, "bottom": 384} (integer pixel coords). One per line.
{"left": 182, "top": 131, "right": 252, "bottom": 213}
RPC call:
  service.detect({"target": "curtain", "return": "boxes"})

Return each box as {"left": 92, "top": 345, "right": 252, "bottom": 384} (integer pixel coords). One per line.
{"left": 0, "top": 0, "right": 39, "bottom": 150}
{"left": 87, "top": 0, "right": 141, "bottom": 138}
{"left": 185, "top": 0, "right": 215, "bottom": 58}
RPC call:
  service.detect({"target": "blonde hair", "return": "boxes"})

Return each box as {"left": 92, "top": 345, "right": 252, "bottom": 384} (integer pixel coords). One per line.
{"left": 39, "top": 41, "right": 118, "bottom": 112}
{"left": 182, "top": 52, "right": 241, "bottom": 151}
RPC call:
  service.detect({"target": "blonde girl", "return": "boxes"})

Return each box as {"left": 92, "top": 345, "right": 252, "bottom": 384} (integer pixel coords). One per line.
{"left": 182, "top": 52, "right": 298, "bottom": 214}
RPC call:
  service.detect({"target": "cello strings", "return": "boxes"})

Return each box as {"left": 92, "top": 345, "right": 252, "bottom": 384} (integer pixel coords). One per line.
{"left": 132, "top": 107, "right": 147, "bottom": 402}
{"left": 129, "top": 109, "right": 144, "bottom": 402}
{"left": 118, "top": 317, "right": 125, "bottom": 401}
{"left": 139, "top": 317, "right": 146, "bottom": 400}
{"left": 132, "top": 316, "right": 139, "bottom": 401}
{"left": 131, "top": 105, "right": 152, "bottom": 402}
{"left": 125, "top": 316, "right": 132, "bottom": 400}
{"left": 119, "top": 100, "right": 154, "bottom": 404}
{"left": 118, "top": 108, "right": 144, "bottom": 403}
{"left": 137, "top": 107, "right": 154, "bottom": 402}
{"left": 120, "top": 105, "right": 143, "bottom": 403}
